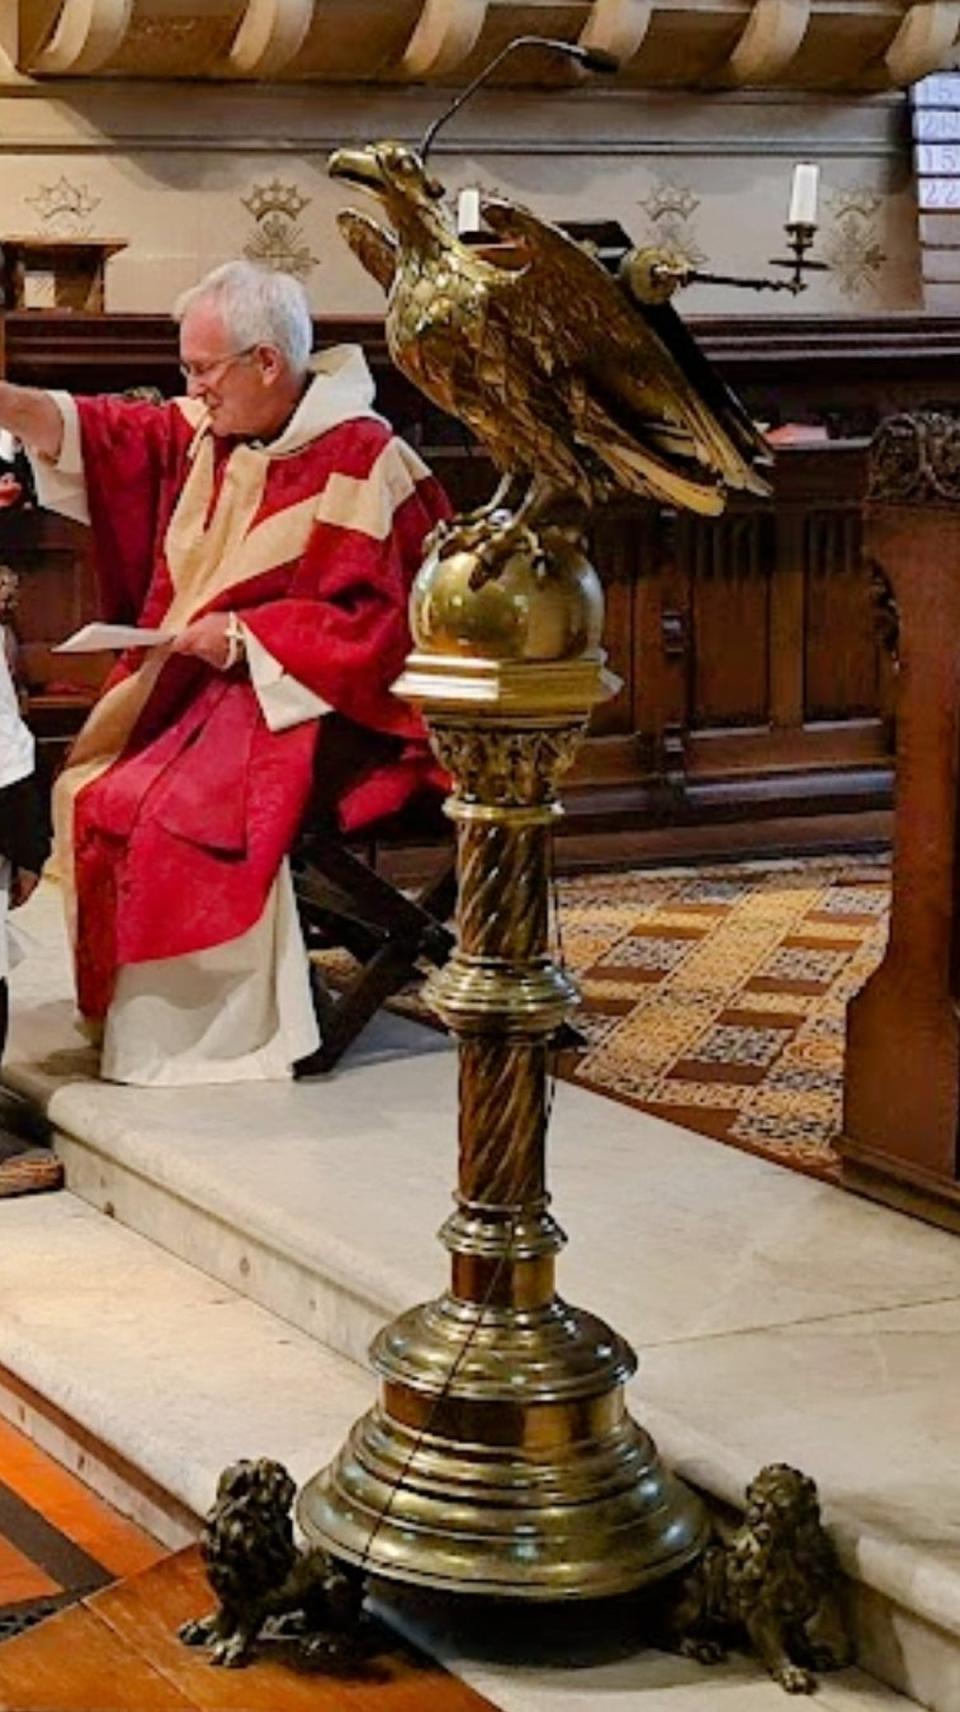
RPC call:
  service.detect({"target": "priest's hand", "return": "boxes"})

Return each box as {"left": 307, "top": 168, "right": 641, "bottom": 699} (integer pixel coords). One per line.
{"left": 170, "top": 614, "right": 231, "bottom": 670}
{"left": 9, "top": 869, "right": 39, "bottom": 910}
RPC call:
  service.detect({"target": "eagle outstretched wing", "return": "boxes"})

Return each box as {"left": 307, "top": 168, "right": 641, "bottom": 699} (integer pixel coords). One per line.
{"left": 337, "top": 209, "right": 397, "bottom": 295}
{"left": 480, "top": 197, "right": 770, "bottom": 506}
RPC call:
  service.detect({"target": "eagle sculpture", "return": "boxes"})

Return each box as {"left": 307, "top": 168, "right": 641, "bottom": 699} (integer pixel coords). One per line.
{"left": 329, "top": 141, "right": 770, "bottom": 568}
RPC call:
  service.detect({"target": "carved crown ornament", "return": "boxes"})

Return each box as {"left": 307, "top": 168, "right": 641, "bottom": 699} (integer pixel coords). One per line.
{"left": 868, "top": 412, "right": 960, "bottom": 509}
{"left": 25, "top": 175, "right": 101, "bottom": 235}
{"left": 240, "top": 178, "right": 318, "bottom": 279}
{"left": 13, "top": 1, "right": 960, "bottom": 90}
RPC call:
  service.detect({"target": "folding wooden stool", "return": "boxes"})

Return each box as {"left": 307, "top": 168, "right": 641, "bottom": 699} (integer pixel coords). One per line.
{"left": 292, "top": 781, "right": 456, "bottom": 1075}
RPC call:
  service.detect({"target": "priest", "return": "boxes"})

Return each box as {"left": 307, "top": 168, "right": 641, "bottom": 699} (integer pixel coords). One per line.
{"left": 0, "top": 261, "right": 450, "bottom": 1085}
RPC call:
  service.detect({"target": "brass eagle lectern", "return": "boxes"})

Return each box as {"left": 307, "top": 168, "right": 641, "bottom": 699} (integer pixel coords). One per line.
{"left": 296, "top": 140, "right": 771, "bottom": 1600}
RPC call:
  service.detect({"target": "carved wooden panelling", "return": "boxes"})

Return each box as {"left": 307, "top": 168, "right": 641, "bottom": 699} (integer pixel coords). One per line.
{"left": 683, "top": 511, "right": 773, "bottom": 730}
{"left": 1, "top": 310, "right": 899, "bottom": 836}
{"left": 804, "top": 508, "right": 885, "bottom": 720}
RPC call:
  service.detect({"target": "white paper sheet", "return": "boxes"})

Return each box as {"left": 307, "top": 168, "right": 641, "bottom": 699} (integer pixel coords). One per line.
{"left": 53, "top": 622, "right": 175, "bottom": 653}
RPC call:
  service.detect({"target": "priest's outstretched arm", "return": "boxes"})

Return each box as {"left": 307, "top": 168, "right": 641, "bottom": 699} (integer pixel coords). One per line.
{"left": 0, "top": 381, "right": 64, "bottom": 463}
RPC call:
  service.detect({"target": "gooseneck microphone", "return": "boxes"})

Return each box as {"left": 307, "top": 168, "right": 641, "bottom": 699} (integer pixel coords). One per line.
{"left": 419, "top": 35, "right": 620, "bottom": 165}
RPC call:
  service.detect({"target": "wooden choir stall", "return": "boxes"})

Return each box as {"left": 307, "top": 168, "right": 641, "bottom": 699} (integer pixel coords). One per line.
{"left": 841, "top": 411, "right": 960, "bottom": 1233}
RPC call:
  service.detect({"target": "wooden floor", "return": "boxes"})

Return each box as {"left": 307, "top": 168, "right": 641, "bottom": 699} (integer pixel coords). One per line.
{"left": 0, "top": 1417, "right": 164, "bottom": 1632}
{"left": 0, "top": 1418, "right": 496, "bottom": 1711}
{"left": 0, "top": 1547, "right": 498, "bottom": 1711}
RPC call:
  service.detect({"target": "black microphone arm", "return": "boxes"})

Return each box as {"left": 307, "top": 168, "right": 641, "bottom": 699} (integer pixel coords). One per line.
{"left": 419, "top": 35, "right": 620, "bottom": 165}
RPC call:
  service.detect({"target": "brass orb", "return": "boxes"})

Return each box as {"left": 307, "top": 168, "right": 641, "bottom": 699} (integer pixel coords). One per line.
{"left": 411, "top": 519, "right": 604, "bottom": 664}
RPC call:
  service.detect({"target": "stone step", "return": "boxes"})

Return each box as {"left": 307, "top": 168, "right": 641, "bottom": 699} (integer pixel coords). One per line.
{"left": 5, "top": 881, "right": 960, "bottom": 1707}
{"left": 0, "top": 1194, "right": 917, "bottom": 1711}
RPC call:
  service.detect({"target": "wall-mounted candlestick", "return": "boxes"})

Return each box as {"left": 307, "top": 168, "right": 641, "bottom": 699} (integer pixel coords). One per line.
{"left": 457, "top": 187, "right": 483, "bottom": 240}
{"left": 788, "top": 162, "right": 820, "bottom": 231}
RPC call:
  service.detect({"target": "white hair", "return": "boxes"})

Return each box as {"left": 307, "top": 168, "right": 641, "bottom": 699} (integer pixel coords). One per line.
{"left": 173, "top": 261, "right": 313, "bottom": 374}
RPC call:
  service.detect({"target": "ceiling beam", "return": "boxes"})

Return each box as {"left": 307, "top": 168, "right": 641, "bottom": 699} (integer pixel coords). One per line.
{"left": 578, "top": 0, "right": 653, "bottom": 64}
{"left": 726, "top": 0, "right": 811, "bottom": 86}
{"left": 398, "top": 0, "right": 488, "bottom": 79}
{"left": 18, "top": 1, "right": 960, "bottom": 91}
{"left": 29, "top": 0, "right": 132, "bottom": 74}
{"left": 886, "top": 2, "right": 960, "bottom": 86}
{"left": 224, "top": 0, "right": 314, "bottom": 76}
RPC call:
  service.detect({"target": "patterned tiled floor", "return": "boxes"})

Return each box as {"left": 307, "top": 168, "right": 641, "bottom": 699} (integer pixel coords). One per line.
{"left": 0, "top": 1418, "right": 165, "bottom": 1642}
{"left": 554, "top": 852, "right": 891, "bottom": 1178}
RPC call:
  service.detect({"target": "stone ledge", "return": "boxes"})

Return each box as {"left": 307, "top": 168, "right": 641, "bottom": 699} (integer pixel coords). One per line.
{"left": 0, "top": 1194, "right": 917, "bottom": 1711}
{"left": 6, "top": 881, "right": 960, "bottom": 1706}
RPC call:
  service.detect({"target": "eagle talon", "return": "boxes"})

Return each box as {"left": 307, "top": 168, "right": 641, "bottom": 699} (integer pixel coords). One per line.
{"left": 466, "top": 521, "right": 544, "bottom": 588}
{"left": 422, "top": 517, "right": 454, "bottom": 557}
{"left": 450, "top": 474, "right": 520, "bottom": 537}
{"left": 434, "top": 510, "right": 505, "bottom": 560}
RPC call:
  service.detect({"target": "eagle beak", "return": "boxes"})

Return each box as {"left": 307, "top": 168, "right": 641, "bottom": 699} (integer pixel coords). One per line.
{"left": 328, "top": 146, "right": 386, "bottom": 195}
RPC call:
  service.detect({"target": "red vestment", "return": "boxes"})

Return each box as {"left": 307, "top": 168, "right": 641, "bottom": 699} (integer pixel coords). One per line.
{"left": 54, "top": 353, "right": 449, "bottom": 1021}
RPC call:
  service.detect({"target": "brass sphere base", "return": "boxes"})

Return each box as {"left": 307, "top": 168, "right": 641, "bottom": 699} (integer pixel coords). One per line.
{"left": 298, "top": 1289, "right": 706, "bottom": 1599}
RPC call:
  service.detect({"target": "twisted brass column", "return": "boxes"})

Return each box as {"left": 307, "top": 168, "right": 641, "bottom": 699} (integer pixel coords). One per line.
{"left": 299, "top": 527, "right": 705, "bottom": 1597}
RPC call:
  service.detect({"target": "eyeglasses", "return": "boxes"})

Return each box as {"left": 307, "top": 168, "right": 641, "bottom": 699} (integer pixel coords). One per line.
{"left": 178, "top": 345, "right": 258, "bottom": 384}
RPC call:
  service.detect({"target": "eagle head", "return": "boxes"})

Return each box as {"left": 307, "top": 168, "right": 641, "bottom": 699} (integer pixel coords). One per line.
{"left": 328, "top": 140, "right": 446, "bottom": 223}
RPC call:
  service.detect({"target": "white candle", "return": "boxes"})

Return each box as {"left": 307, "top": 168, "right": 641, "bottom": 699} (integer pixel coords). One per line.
{"left": 788, "top": 162, "right": 819, "bottom": 228}
{"left": 457, "top": 187, "right": 481, "bottom": 236}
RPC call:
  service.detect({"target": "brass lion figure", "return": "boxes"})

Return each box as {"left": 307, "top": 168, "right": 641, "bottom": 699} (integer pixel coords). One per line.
{"left": 178, "top": 1457, "right": 363, "bottom": 1668}
{"left": 662, "top": 1463, "right": 852, "bottom": 1694}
